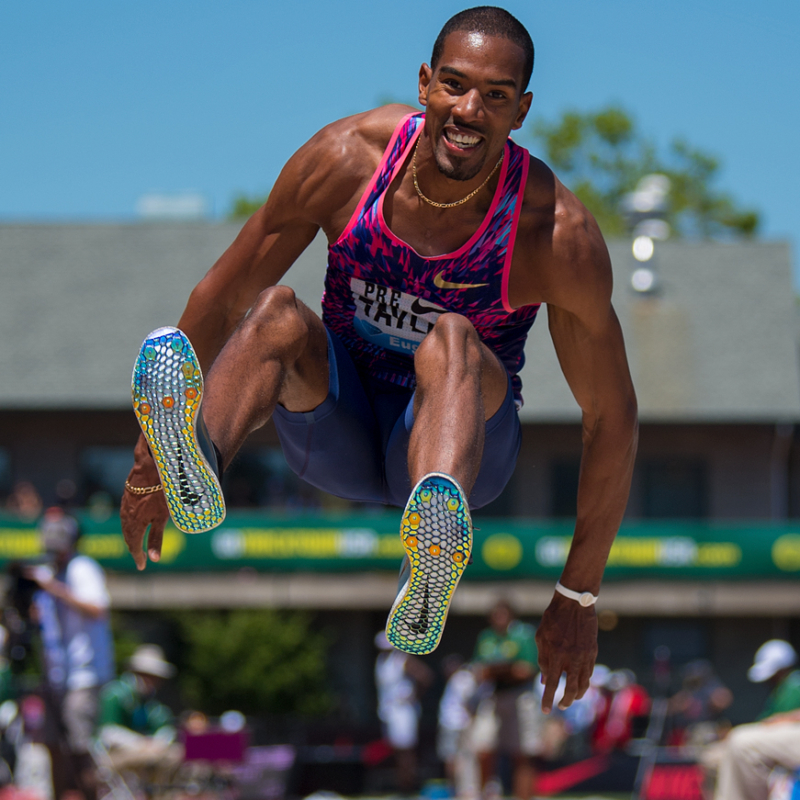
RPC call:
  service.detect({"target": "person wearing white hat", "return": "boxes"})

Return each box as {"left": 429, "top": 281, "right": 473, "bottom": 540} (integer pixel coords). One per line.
{"left": 705, "top": 639, "right": 800, "bottom": 800}
{"left": 96, "top": 645, "right": 182, "bottom": 784}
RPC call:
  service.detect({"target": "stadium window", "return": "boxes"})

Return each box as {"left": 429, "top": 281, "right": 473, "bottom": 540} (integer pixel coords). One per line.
{"left": 0, "top": 448, "right": 11, "bottom": 500}
{"left": 641, "top": 458, "right": 708, "bottom": 519}
{"left": 644, "top": 621, "right": 709, "bottom": 665}
{"left": 550, "top": 459, "right": 581, "bottom": 518}
{"left": 222, "top": 447, "right": 323, "bottom": 510}
{"left": 80, "top": 446, "right": 135, "bottom": 506}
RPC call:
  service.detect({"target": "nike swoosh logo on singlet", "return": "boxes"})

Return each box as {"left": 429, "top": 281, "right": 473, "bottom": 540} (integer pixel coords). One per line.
{"left": 434, "top": 271, "right": 489, "bottom": 290}
{"left": 411, "top": 298, "right": 447, "bottom": 316}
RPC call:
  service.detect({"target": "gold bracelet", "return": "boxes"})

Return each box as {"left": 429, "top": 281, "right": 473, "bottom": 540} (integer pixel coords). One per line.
{"left": 125, "top": 480, "right": 163, "bottom": 496}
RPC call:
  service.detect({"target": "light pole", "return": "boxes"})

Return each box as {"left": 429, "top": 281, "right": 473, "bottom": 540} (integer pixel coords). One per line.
{"left": 621, "top": 174, "right": 671, "bottom": 295}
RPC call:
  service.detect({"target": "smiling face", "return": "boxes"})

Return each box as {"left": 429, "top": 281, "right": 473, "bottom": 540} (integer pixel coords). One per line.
{"left": 418, "top": 30, "right": 532, "bottom": 182}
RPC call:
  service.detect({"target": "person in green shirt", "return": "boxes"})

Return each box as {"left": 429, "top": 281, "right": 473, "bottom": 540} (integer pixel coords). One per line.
{"left": 472, "top": 600, "right": 540, "bottom": 800}
{"left": 706, "top": 639, "right": 800, "bottom": 800}
{"left": 96, "top": 645, "right": 181, "bottom": 783}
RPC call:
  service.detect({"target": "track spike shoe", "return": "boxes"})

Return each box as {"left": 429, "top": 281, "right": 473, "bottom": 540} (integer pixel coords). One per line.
{"left": 386, "top": 472, "right": 472, "bottom": 654}
{"left": 131, "top": 327, "right": 225, "bottom": 533}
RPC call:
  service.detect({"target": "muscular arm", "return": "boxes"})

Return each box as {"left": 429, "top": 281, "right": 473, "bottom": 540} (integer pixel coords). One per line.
{"left": 548, "top": 299, "right": 638, "bottom": 596}
{"left": 179, "top": 104, "right": 415, "bottom": 368}
{"left": 122, "top": 105, "right": 414, "bottom": 568}
{"left": 517, "top": 171, "right": 638, "bottom": 712}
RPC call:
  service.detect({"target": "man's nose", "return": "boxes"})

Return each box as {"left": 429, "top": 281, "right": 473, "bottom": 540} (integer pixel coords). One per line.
{"left": 452, "top": 88, "right": 484, "bottom": 122}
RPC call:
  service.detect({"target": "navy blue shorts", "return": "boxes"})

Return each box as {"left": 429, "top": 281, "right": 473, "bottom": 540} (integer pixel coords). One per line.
{"left": 272, "top": 329, "right": 521, "bottom": 508}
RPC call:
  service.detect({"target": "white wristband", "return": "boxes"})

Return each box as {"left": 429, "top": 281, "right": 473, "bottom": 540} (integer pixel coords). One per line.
{"left": 555, "top": 581, "right": 598, "bottom": 607}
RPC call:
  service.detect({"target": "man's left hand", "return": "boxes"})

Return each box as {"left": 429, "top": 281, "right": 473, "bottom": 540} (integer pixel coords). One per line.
{"left": 535, "top": 592, "right": 598, "bottom": 713}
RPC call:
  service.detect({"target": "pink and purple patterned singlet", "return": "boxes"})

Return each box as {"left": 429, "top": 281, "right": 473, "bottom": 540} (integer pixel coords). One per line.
{"left": 322, "top": 112, "right": 540, "bottom": 406}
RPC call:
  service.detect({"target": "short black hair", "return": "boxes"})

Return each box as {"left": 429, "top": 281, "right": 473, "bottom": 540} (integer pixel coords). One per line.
{"left": 431, "top": 6, "right": 534, "bottom": 92}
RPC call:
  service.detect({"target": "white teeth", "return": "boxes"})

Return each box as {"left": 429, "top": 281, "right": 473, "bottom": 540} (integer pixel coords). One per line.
{"left": 445, "top": 130, "right": 480, "bottom": 147}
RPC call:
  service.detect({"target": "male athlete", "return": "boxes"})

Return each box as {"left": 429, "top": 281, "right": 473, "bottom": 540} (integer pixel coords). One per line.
{"left": 122, "top": 7, "right": 638, "bottom": 713}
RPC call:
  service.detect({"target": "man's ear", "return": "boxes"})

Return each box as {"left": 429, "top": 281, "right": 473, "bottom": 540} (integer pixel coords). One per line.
{"left": 511, "top": 91, "right": 533, "bottom": 131}
{"left": 418, "top": 63, "right": 432, "bottom": 107}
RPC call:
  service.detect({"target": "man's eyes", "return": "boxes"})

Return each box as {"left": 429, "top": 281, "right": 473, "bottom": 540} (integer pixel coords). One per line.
{"left": 441, "top": 81, "right": 508, "bottom": 101}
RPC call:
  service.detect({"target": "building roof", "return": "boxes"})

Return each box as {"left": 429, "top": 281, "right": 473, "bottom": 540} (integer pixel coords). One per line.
{"left": 2, "top": 223, "right": 798, "bottom": 422}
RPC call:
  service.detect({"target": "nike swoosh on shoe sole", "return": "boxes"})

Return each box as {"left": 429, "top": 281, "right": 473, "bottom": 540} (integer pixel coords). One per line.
{"left": 131, "top": 327, "right": 226, "bottom": 534}
{"left": 386, "top": 472, "right": 472, "bottom": 655}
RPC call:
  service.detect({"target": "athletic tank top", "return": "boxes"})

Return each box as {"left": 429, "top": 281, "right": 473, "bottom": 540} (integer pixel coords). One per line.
{"left": 323, "top": 112, "right": 540, "bottom": 405}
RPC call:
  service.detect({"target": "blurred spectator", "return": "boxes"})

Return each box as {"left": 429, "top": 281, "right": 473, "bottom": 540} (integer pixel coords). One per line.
{"left": 558, "top": 664, "right": 610, "bottom": 759}
{"left": 473, "top": 600, "right": 540, "bottom": 800}
{"left": 701, "top": 639, "right": 800, "bottom": 800}
{"left": 588, "top": 664, "right": 613, "bottom": 754}
{"left": 0, "top": 626, "right": 12, "bottom": 705}
{"left": 669, "top": 659, "right": 732, "bottom": 745}
{"left": 5, "top": 482, "right": 42, "bottom": 522}
{"left": 28, "top": 508, "right": 114, "bottom": 800}
{"left": 97, "top": 645, "right": 182, "bottom": 783}
{"left": 593, "top": 669, "right": 650, "bottom": 753}
{"left": 437, "top": 654, "right": 478, "bottom": 797}
{"left": 374, "top": 631, "right": 433, "bottom": 794}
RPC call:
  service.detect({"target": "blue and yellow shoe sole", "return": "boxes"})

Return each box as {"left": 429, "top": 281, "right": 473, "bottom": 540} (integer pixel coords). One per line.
{"left": 131, "top": 327, "right": 226, "bottom": 533}
{"left": 386, "top": 473, "right": 472, "bottom": 655}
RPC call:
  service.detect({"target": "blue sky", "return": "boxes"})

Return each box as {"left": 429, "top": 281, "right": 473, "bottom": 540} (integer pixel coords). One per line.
{"left": 2, "top": 1, "right": 798, "bottom": 276}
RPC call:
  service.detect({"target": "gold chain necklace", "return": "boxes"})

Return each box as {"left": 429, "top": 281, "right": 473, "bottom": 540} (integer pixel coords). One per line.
{"left": 412, "top": 139, "right": 503, "bottom": 209}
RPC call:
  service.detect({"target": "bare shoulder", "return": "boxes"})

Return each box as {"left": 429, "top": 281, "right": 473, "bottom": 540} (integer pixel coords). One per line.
{"left": 301, "top": 104, "right": 415, "bottom": 163}
{"left": 268, "top": 104, "right": 417, "bottom": 230}
{"left": 518, "top": 154, "right": 613, "bottom": 325}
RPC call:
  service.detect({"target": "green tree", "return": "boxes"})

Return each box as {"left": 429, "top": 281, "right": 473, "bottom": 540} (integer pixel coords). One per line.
{"left": 531, "top": 106, "right": 759, "bottom": 239}
{"left": 228, "top": 193, "right": 270, "bottom": 220}
{"left": 172, "top": 609, "right": 330, "bottom": 716}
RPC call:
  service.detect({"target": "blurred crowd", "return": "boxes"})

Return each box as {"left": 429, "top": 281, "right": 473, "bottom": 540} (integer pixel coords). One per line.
{"left": 0, "top": 507, "right": 221, "bottom": 800}
{"left": 375, "top": 599, "right": 655, "bottom": 799}
{"left": 375, "top": 599, "right": 800, "bottom": 800}
{"left": 1, "top": 492, "right": 799, "bottom": 800}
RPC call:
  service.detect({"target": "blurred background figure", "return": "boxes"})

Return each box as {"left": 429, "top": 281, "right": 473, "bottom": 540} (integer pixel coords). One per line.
{"left": 97, "top": 644, "right": 181, "bottom": 786}
{"left": 593, "top": 669, "right": 650, "bottom": 753}
{"left": 668, "top": 659, "right": 732, "bottom": 746}
{"left": 28, "top": 508, "right": 114, "bottom": 800}
{"left": 437, "top": 654, "right": 478, "bottom": 798}
{"left": 701, "top": 639, "right": 800, "bottom": 800}
{"left": 472, "top": 600, "right": 540, "bottom": 800}
{"left": 557, "top": 664, "right": 610, "bottom": 760}
{"left": 373, "top": 631, "right": 433, "bottom": 795}
{"left": 5, "top": 482, "right": 42, "bottom": 523}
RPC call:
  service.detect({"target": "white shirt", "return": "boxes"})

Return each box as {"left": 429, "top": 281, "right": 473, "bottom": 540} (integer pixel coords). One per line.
{"left": 438, "top": 668, "right": 477, "bottom": 731}
{"left": 36, "top": 555, "right": 114, "bottom": 691}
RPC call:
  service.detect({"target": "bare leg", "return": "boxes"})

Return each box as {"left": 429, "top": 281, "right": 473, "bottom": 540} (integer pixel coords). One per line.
{"left": 512, "top": 755, "right": 535, "bottom": 800}
{"left": 394, "top": 748, "right": 418, "bottom": 793}
{"left": 479, "top": 751, "right": 496, "bottom": 790}
{"left": 200, "top": 285, "right": 330, "bottom": 468}
{"left": 408, "top": 313, "right": 508, "bottom": 495}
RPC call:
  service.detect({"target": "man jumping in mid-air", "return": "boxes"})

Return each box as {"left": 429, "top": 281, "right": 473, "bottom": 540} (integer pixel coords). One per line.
{"left": 122, "top": 6, "right": 637, "bottom": 713}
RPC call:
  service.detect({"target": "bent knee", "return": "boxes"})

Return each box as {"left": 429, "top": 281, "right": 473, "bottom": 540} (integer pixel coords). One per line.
{"left": 243, "top": 285, "right": 309, "bottom": 354}
{"left": 725, "top": 723, "right": 761, "bottom": 758}
{"left": 416, "top": 313, "right": 479, "bottom": 357}
{"left": 415, "top": 313, "right": 481, "bottom": 372}
{"left": 251, "top": 284, "right": 300, "bottom": 319}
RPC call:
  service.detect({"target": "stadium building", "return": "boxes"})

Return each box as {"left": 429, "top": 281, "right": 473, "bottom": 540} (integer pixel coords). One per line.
{"left": 1, "top": 223, "right": 799, "bottom": 724}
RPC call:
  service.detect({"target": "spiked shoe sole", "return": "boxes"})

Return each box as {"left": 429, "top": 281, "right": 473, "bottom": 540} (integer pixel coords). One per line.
{"left": 131, "top": 327, "right": 225, "bottom": 533}
{"left": 386, "top": 473, "right": 472, "bottom": 654}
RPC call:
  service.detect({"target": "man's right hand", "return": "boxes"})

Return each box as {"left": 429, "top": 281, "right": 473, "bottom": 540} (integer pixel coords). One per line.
{"left": 120, "top": 434, "right": 169, "bottom": 570}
